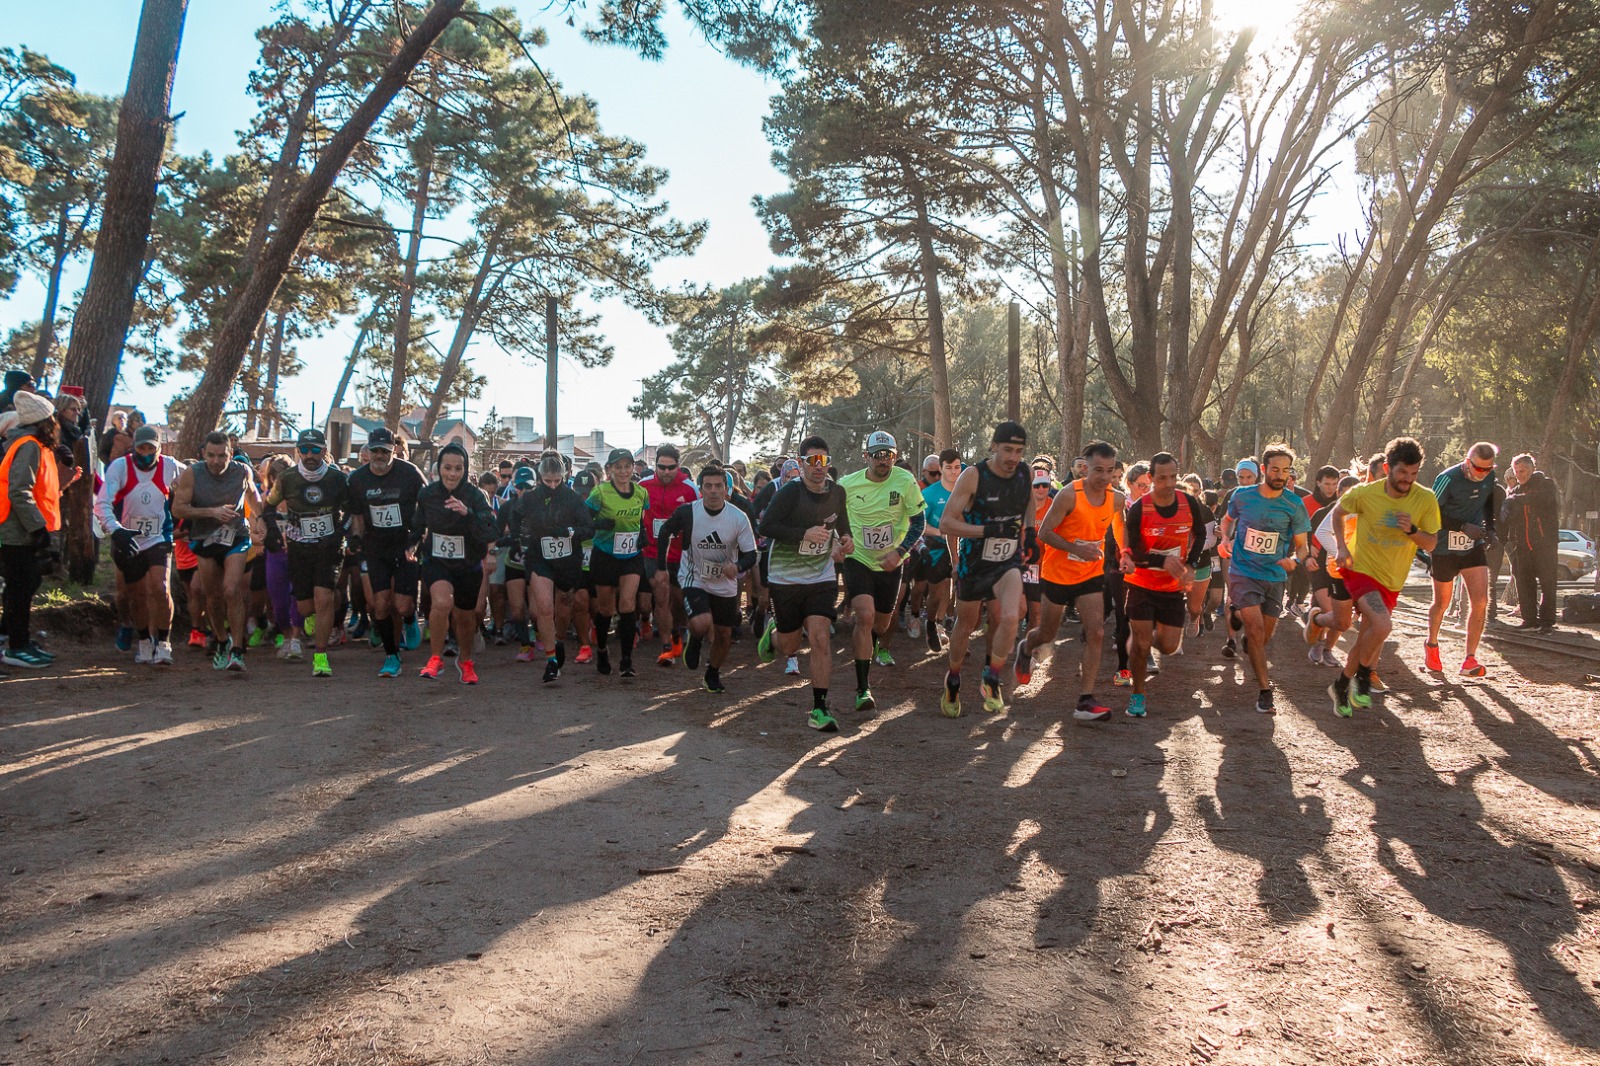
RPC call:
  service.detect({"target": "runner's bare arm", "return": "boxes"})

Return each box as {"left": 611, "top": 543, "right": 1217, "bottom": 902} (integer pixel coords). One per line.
{"left": 936, "top": 467, "right": 984, "bottom": 538}
{"left": 1037, "top": 487, "right": 1076, "bottom": 552}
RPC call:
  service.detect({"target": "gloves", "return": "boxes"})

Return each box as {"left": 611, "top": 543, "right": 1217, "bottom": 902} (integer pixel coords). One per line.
{"left": 1022, "top": 527, "right": 1041, "bottom": 566}
{"left": 345, "top": 533, "right": 363, "bottom": 555}
{"left": 265, "top": 525, "right": 285, "bottom": 554}
{"left": 112, "top": 527, "right": 138, "bottom": 557}
{"left": 983, "top": 519, "right": 1021, "bottom": 540}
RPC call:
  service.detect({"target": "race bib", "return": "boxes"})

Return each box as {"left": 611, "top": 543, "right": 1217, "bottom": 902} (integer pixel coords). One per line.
{"left": 798, "top": 535, "right": 832, "bottom": 557}
{"left": 432, "top": 533, "right": 466, "bottom": 560}
{"left": 1242, "top": 527, "right": 1280, "bottom": 555}
{"left": 982, "top": 538, "right": 1017, "bottom": 562}
{"left": 129, "top": 515, "right": 161, "bottom": 538}
{"left": 862, "top": 523, "right": 894, "bottom": 552}
{"left": 369, "top": 503, "right": 403, "bottom": 529}
{"left": 653, "top": 518, "right": 666, "bottom": 538}
{"left": 1024, "top": 563, "right": 1040, "bottom": 584}
{"left": 204, "top": 524, "right": 237, "bottom": 547}
{"left": 1447, "top": 530, "right": 1473, "bottom": 553}
{"left": 583, "top": 545, "right": 593, "bottom": 568}
{"left": 541, "top": 535, "right": 573, "bottom": 560}
{"left": 299, "top": 513, "right": 335, "bottom": 540}
{"left": 613, "top": 530, "right": 638, "bottom": 555}
{"left": 701, "top": 559, "right": 730, "bottom": 581}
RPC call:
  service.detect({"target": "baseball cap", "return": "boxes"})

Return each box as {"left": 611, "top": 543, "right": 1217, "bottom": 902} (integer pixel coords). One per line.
{"left": 606, "top": 447, "right": 634, "bottom": 467}
{"left": 1032, "top": 470, "right": 1052, "bottom": 486}
{"left": 992, "top": 420, "right": 1028, "bottom": 445}
{"left": 297, "top": 428, "right": 327, "bottom": 448}
{"left": 367, "top": 427, "right": 396, "bottom": 449}
{"left": 513, "top": 465, "right": 536, "bottom": 488}
{"left": 865, "top": 430, "right": 897, "bottom": 453}
{"left": 133, "top": 425, "right": 161, "bottom": 447}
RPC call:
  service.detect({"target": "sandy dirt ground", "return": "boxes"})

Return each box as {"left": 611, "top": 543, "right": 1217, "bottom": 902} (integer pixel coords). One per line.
{"left": 3, "top": 611, "right": 1599, "bottom": 1066}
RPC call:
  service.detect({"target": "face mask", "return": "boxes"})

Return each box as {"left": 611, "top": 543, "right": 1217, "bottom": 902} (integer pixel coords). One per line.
{"left": 134, "top": 452, "right": 158, "bottom": 470}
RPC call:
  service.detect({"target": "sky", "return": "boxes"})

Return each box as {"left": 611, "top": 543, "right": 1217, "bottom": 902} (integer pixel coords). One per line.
{"left": 0, "top": 0, "right": 787, "bottom": 449}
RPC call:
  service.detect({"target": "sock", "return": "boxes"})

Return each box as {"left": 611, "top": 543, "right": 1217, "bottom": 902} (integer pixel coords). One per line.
{"left": 1260, "top": 688, "right": 1272, "bottom": 700}
{"left": 156, "top": 629, "right": 169, "bottom": 643}
{"left": 1334, "top": 673, "right": 1351, "bottom": 693}
{"left": 945, "top": 669, "right": 960, "bottom": 691}
{"left": 1079, "top": 692, "right": 1096, "bottom": 706}
{"left": 854, "top": 658, "right": 870, "bottom": 691}
{"left": 1356, "top": 664, "right": 1372, "bottom": 683}
{"left": 593, "top": 612, "right": 610, "bottom": 651}
{"left": 617, "top": 612, "right": 636, "bottom": 658}
{"left": 376, "top": 616, "right": 398, "bottom": 655}
{"left": 983, "top": 664, "right": 1000, "bottom": 685}
{"left": 138, "top": 628, "right": 151, "bottom": 641}
{"left": 812, "top": 686, "right": 828, "bottom": 710}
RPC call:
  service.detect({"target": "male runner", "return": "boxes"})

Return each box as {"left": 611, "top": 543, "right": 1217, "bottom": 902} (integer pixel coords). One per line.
{"left": 1425, "top": 441, "right": 1498, "bottom": 676}
{"left": 1015, "top": 440, "right": 1125, "bottom": 722}
{"left": 939, "top": 421, "right": 1035, "bottom": 718}
{"left": 262, "top": 428, "right": 348, "bottom": 677}
{"left": 1217, "top": 444, "right": 1311, "bottom": 713}
{"left": 753, "top": 458, "right": 805, "bottom": 674}
{"left": 641, "top": 444, "right": 699, "bottom": 666}
{"left": 660, "top": 462, "right": 757, "bottom": 693}
{"left": 1305, "top": 475, "right": 1360, "bottom": 667}
{"left": 346, "top": 426, "right": 427, "bottom": 677}
{"left": 839, "top": 431, "right": 926, "bottom": 711}
{"left": 1328, "top": 437, "right": 1440, "bottom": 717}
{"left": 172, "top": 430, "right": 265, "bottom": 673}
{"left": 757, "top": 435, "right": 854, "bottom": 731}
{"left": 96, "top": 424, "right": 183, "bottom": 665}
{"left": 517, "top": 452, "right": 594, "bottom": 682}
{"left": 1118, "top": 452, "right": 1209, "bottom": 718}
{"left": 910, "top": 448, "right": 961, "bottom": 652}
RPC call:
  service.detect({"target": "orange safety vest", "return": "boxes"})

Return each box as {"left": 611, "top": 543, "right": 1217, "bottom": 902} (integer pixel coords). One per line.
{"left": 0, "top": 434, "right": 61, "bottom": 531}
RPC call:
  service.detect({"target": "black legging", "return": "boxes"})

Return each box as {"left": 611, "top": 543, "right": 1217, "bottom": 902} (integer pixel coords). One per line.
{"left": 2, "top": 543, "right": 42, "bottom": 647}
{"left": 1104, "top": 570, "right": 1130, "bottom": 671}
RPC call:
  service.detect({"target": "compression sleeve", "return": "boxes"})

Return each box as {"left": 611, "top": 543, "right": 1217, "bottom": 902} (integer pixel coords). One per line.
{"left": 897, "top": 512, "right": 925, "bottom": 554}
{"left": 1484, "top": 474, "right": 1497, "bottom": 534}
{"left": 1122, "top": 500, "right": 1148, "bottom": 565}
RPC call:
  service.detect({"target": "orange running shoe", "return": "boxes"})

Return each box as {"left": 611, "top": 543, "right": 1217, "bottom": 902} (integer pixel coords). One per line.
{"left": 1460, "top": 656, "right": 1487, "bottom": 678}
{"left": 418, "top": 655, "right": 443, "bottom": 679}
{"left": 575, "top": 645, "right": 594, "bottom": 665}
{"left": 1423, "top": 643, "right": 1443, "bottom": 672}
{"left": 187, "top": 628, "right": 207, "bottom": 648}
{"left": 458, "top": 659, "right": 479, "bottom": 685}
{"left": 658, "top": 640, "right": 683, "bottom": 667}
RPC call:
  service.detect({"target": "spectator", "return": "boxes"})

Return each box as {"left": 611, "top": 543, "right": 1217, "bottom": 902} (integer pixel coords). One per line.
{"left": 0, "top": 391, "right": 64, "bottom": 668}
{"left": 0, "top": 369, "right": 36, "bottom": 413}
{"left": 1504, "top": 452, "right": 1560, "bottom": 632}
{"left": 53, "top": 393, "right": 87, "bottom": 473}
{"left": 100, "top": 410, "right": 135, "bottom": 464}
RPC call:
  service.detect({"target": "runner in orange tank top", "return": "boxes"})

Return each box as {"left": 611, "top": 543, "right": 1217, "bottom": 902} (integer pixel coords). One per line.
{"left": 1014, "top": 442, "right": 1126, "bottom": 722}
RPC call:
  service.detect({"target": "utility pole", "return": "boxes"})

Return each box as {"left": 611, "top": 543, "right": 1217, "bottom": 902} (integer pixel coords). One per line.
{"left": 545, "top": 296, "right": 558, "bottom": 454}
{"left": 1007, "top": 301, "right": 1021, "bottom": 422}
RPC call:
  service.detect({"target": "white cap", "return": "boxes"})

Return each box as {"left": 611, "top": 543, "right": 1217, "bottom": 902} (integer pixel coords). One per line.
{"left": 865, "top": 431, "right": 897, "bottom": 453}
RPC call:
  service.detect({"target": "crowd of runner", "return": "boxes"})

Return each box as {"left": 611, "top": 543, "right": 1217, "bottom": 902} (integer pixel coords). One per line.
{"left": 0, "top": 370, "right": 1573, "bottom": 734}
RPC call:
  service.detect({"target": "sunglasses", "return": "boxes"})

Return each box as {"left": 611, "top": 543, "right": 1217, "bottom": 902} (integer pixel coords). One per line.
{"left": 800, "top": 454, "right": 830, "bottom": 468}
{"left": 370, "top": 447, "right": 392, "bottom": 456}
{"left": 657, "top": 463, "right": 678, "bottom": 472}
{"left": 299, "top": 445, "right": 324, "bottom": 456}
{"left": 868, "top": 449, "right": 896, "bottom": 461}
{"left": 923, "top": 469, "right": 940, "bottom": 478}
{"left": 1470, "top": 462, "right": 1495, "bottom": 474}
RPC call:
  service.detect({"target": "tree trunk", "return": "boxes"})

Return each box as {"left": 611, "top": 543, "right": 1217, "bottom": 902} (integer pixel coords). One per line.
{"left": 331, "top": 314, "right": 373, "bottom": 413}
{"left": 241, "top": 320, "right": 267, "bottom": 436}
{"left": 57, "top": 0, "right": 188, "bottom": 424}
{"left": 385, "top": 130, "right": 434, "bottom": 428}
{"left": 29, "top": 207, "right": 71, "bottom": 380}
{"left": 910, "top": 182, "right": 953, "bottom": 449}
{"left": 177, "top": 0, "right": 466, "bottom": 460}
{"left": 419, "top": 237, "right": 499, "bottom": 440}
{"left": 263, "top": 309, "right": 287, "bottom": 438}
{"left": 1541, "top": 252, "right": 1600, "bottom": 460}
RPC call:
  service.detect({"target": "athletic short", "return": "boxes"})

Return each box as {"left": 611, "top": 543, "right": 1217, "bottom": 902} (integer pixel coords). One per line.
{"left": 1343, "top": 569, "right": 1399, "bottom": 614}
{"left": 287, "top": 540, "right": 341, "bottom": 599}
{"left": 684, "top": 587, "right": 740, "bottom": 628}
{"left": 365, "top": 548, "right": 421, "bottom": 596}
{"left": 190, "top": 537, "right": 251, "bottom": 563}
{"left": 1309, "top": 566, "right": 1351, "bottom": 602}
{"left": 1227, "top": 573, "right": 1285, "bottom": 619}
{"left": 422, "top": 560, "right": 484, "bottom": 611}
{"left": 590, "top": 550, "right": 646, "bottom": 588}
{"left": 1194, "top": 565, "right": 1212, "bottom": 582}
{"left": 526, "top": 554, "right": 583, "bottom": 593}
{"left": 957, "top": 561, "right": 1019, "bottom": 604}
{"left": 1431, "top": 543, "right": 1488, "bottom": 583}
{"left": 1042, "top": 575, "right": 1104, "bottom": 607}
{"left": 1208, "top": 566, "right": 1225, "bottom": 590}
{"left": 843, "top": 558, "right": 901, "bottom": 615}
{"left": 116, "top": 543, "right": 171, "bottom": 583}
{"left": 1024, "top": 577, "right": 1042, "bottom": 603}
{"left": 1125, "top": 584, "right": 1188, "bottom": 628}
{"left": 249, "top": 553, "right": 267, "bottom": 592}
{"left": 913, "top": 547, "right": 953, "bottom": 585}
{"left": 770, "top": 580, "right": 839, "bottom": 633}
{"left": 756, "top": 549, "right": 771, "bottom": 586}
{"left": 490, "top": 546, "right": 510, "bottom": 586}
{"left": 642, "top": 554, "right": 659, "bottom": 580}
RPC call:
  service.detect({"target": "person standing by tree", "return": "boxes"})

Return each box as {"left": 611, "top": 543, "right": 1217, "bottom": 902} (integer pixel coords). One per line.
{"left": 1504, "top": 452, "right": 1561, "bottom": 632}
{"left": 0, "top": 391, "right": 65, "bottom": 669}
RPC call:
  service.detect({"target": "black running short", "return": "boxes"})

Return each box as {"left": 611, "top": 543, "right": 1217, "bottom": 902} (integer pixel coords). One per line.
{"left": 365, "top": 546, "right": 420, "bottom": 596}
{"left": 590, "top": 549, "right": 646, "bottom": 588}
{"left": 1042, "top": 575, "right": 1104, "bottom": 607}
{"left": 770, "top": 580, "right": 839, "bottom": 633}
{"left": 115, "top": 543, "right": 170, "bottom": 584}
{"left": 1430, "top": 543, "right": 1488, "bottom": 583}
{"left": 421, "top": 560, "right": 483, "bottom": 611}
{"left": 842, "top": 558, "right": 901, "bottom": 615}
{"left": 287, "top": 540, "right": 341, "bottom": 599}
{"left": 957, "top": 561, "right": 1019, "bottom": 604}
{"left": 249, "top": 552, "right": 267, "bottom": 592}
{"left": 526, "top": 554, "right": 583, "bottom": 593}
{"left": 684, "top": 588, "right": 740, "bottom": 628}
{"left": 1125, "top": 584, "right": 1188, "bottom": 628}
{"left": 912, "top": 546, "right": 953, "bottom": 584}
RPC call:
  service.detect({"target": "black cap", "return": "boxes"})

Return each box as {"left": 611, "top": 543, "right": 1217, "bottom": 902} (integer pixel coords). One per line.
{"left": 992, "top": 420, "right": 1027, "bottom": 446}
{"left": 297, "top": 427, "right": 327, "bottom": 447}
{"left": 367, "top": 426, "right": 396, "bottom": 449}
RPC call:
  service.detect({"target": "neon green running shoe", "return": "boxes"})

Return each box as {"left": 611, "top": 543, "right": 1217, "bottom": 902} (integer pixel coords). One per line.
{"left": 940, "top": 672, "right": 962, "bottom": 718}
{"left": 873, "top": 643, "right": 895, "bottom": 667}
{"left": 757, "top": 619, "right": 777, "bottom": 664}
{"left": 312, "top": 651, "right": 332, "bottom": 678}
{"left": 303, "top": 615, "right": 316, "bottom": 638}
{"left": 855, "top": 689, "right": 875, "bottom": 712}
{"left": 981, "top": 674, "right": 1005, "bottom": 714}
{"left": 247, "top": 627, "right": 264, "bottom": 649}
{"left": 808, "top": 707, "right": 838, "bottom": 732}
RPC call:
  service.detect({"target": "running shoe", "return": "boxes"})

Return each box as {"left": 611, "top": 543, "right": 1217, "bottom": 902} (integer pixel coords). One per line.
{"left": 227, "top": 650, "right": 246, "bottom": 672}
{"left": 135, "top": 638, "right": 155, "bottom": 665}
{"left": 619, "top": 656, "right": 635, "bottom": 678}
{"left": 1013, "top": 637, "right": 1033, "bottom": 685}
{"left": 808, "top": 707, "right": 839, "bottom": 732}
{"left": 1460, "top": 655, "right": 1487, "bottom": 678}
{"left": 658, "top": 641, "right": 682, "bottom": 667}
{"left": 212, "top": 640, "right": 230, "bottom": 671}
{"left": 458, "top": 659, "right": 479, "bottom": 685}
{"left": 284, "top": 638, "right": 304, "bottom": 661}
{"left": 1073, "top": 697, "right": 1112, "bottom": 723}
{"left": 248, "top": 625, "right": 265, "bottom": 649}
{"left": 1367, "top": 670, "right": 1388, "bottom": 694}
{"left": 1, "top": 645, "right": 49, "bottom": 669}
{"left": 542, "top": 658, "right": 560, "bottom": 684}
{"left": 303, "top": 615, "right": 316, "bottom": 638}
{"left": 907, "top": 615, "right": 922, "bottom": 640}
{"left": 516, "top": 644, "right": 538, "bottom": 663}
{"left": 1318, "top": 645, "right": 1342, "bottom": 668}
{"left": 27, "top": 644, "right": 54, "bottom": 662}
{"left": 926, "top": 622, "right": 942, "bottom": 653}
{"left": 152, "top": 641, "right": 174, "bottom": 666}
{"left": 419, "top": 655, "right": 443, "bottom": 679}
{"left": 873, "top": 644, "right": 895, "bottom": 667}
{"left": 115, "top": 625, "right": 135, "bottom": 652}
{"left": 1423, "top": 642, "right": 1443, "bottom": 672}
{"left": 187, "top": 628, "right": 207, "bottom": 649}
{"left": 757, "top": 620, "right": 777, "bottom": 663}
{"left": 369, "top": 628, "right": 382, "bottom": 649}
{"left": 639, "top": 617, "right": 654, "bottom": 642}
{"left": 1304, "top": 614, "right": 1325, "bottom": 646}
{"left": 1127, "top": 693, "right": 1147, "bottom": 718}
{"left": 703, "top": 667, "right": 725, "bottom": 694}
{"left": 444, "top": 636, "right": 458, "bottom": 658}
{"left": 1329, "top": 677, "right": 1353, "bottom": 718}
{"left": 855, "top": 689, "right": 875, "bottom": 712}
{"left": 312, "top": 652, "right": 332, "bottom": 678}
{"left": 1220, "top": 637, "right": 1236, "bottom": 659}
{"left": 1351, "top": 674, "right": 1372, "bottom": 709}
{"left": 379, "top": 654, "right": 403, "bottom": 678}
{"left": 274, "top": 633, "right": 286, "bottom": 649}
{"left": 1256, "top": 688, "right": 1276, "bottom": 715}
{"left": 1113, "top": 669, "right": 1133, "bottom": 687}
{"left": 940, "top": 672, "right": 962, "bottom": 718}
{"left": 402, "top": 618, "right": 422, "bottom": 650}
{"left": 981, "top": 674, "right": 1004, "bottom": 714}
{"left": 348, "top": 616, "right": 369, "bottom": 640}
{"left": 784, "top": 656, "right": 801, "bottom": 676}
{"left": 683, "top": 636, "right": 703, "bottom": 671}
{"left": 575, "top": 645, "right": 594, "bottom": 665}
{"left": 596, "top": 647, "right": 612, "bottom": 675}
{"left": 1148, "top": 662, "right": 1160, "bottom": 678}
{"left": 1310, "top": 643, "right": 1330, "bottom": 666}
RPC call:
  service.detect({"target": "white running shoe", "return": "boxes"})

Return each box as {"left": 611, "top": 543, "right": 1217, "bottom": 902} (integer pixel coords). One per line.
{"left": 134, "top": 638, "right": 154, "bottom": 664}
{"left": 907, "top": 615, "right": 922, "bottom": 640}
{"left": 153, "top": 640, "right": 174, "bottom": 665}
{"left": 285, "top": 638, "right": 304, "bottom": 661}
{"left": 784, "top": 656, "right": 801, "bottom": 676}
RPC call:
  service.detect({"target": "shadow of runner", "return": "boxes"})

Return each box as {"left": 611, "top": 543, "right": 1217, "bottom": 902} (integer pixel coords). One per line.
{"left": 1454, "top": 682, "right": 1600, "bottom": 809}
